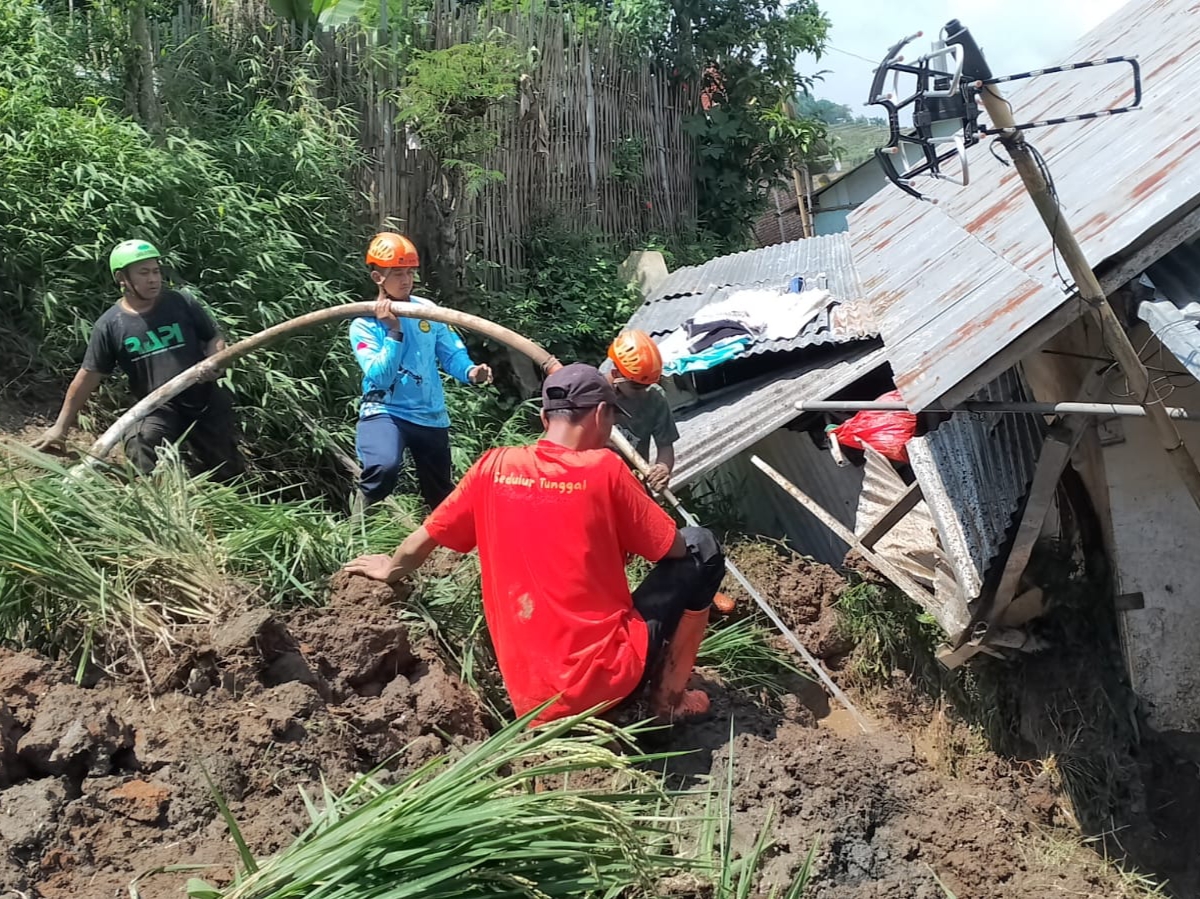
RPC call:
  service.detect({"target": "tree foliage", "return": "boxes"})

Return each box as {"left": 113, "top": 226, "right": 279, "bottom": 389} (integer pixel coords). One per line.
{"left": 0, "top": 0, "right": 370, "bottom": 495}
{"left": 575, "top": 0, "right": 832, "bottom": 243}
{"left": 675, "top": 0, "right": 830, "bottom": 241}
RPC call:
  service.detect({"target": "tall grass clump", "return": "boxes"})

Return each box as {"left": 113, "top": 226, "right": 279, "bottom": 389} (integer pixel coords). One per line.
{"left": 699, "top": 617, "right": 809, "bottom": 698}
{"left": 188, "top": 709, "right": 821, "bottom": 899}
{"left": 186, "top": 711, "right": 683, "bottom": 899}
{"left": 0, "top": 442, "right": 417, "bottom": 657}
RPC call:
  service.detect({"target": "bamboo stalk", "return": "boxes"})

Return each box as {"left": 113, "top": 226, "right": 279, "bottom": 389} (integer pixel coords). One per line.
{"left": 967, "top": 35, "right": 1200, "bottom": 513}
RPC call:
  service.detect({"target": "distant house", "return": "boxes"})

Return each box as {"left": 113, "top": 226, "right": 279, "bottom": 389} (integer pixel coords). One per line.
{"left": 808, "top": 159, "right": 889, "bottom": 235}
{"left": 753, "top": 158, "right": 890, "bottom": 247}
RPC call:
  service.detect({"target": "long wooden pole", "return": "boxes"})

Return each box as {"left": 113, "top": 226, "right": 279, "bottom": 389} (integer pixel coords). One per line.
{"left": 976, "top": 81, "right": 1200, "bottom": 512}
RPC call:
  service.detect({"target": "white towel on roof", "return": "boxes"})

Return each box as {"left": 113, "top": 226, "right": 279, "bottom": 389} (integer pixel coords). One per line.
{"left": 690, "top": 287, "right": 831, "bottom": 342}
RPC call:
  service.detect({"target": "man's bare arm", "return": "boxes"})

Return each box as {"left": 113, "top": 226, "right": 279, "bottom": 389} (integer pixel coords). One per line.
{"left": 654, "top": 443, "right": 676, "bottom": 473}
{"left": 31, "top": 369, "right": 104, "bottom": 449}
{"left": 344, "top": 526, "right": 441, "bottom": 583}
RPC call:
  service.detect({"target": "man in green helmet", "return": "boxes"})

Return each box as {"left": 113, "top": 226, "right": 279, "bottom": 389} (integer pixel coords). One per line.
{"left": 32, "top": 239, "right": 245, "bottom": 480}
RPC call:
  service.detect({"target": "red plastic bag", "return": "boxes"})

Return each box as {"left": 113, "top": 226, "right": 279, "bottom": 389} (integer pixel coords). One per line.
{"left": 829, "top": 390, "right": 916, "bottom": 464}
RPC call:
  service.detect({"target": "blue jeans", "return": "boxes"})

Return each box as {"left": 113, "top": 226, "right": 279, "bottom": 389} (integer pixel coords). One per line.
{"left": 356, "top": 414, "right": 455, "bottom": 509}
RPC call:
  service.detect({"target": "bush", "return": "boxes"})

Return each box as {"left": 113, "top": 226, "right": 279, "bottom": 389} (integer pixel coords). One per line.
{"left": 479, "top": 222, "right": 643, "bottom": 367}
{"left": 0, "top": 0, "right": 370, "bottom": 494}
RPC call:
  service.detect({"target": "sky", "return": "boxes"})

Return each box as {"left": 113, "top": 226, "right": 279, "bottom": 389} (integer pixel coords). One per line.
{"left": 801, "top": 0, "right": 1130, "bottom": 112}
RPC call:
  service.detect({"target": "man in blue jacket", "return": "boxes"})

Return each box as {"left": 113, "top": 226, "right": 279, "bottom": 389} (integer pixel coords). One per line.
{"left": 351, "top": 231, "right": 492, "bottom": 510}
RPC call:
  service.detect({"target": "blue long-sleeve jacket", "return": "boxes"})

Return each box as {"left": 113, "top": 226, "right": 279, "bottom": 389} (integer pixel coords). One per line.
{"left": 349, "top": 297, "right": 477, "bottom": 428}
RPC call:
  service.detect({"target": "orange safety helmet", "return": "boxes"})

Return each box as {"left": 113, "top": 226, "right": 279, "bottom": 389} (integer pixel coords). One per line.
{"left": 607, "top": 330, "right": 663, "bottom": 385}
{"left": 366, "top": 231, "right": 419, "bottom": 269}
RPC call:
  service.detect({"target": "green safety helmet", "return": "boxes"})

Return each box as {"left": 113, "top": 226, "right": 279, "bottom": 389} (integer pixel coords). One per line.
{"left": 109, "top": 239, "right": 162, "bottom": 280}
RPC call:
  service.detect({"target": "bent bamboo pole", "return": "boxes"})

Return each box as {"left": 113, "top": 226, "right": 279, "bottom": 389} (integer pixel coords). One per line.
{"left": 83, "top": 302, "right": 559, "bottom": 465}
{"left": 80, "top": 301, "right": 871, "bottom": 729}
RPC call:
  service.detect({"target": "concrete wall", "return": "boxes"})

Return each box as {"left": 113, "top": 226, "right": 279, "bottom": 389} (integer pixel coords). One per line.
{"left": 1021, "top": 320, "right": 1200, "bottom": 732}
{"left": 1103, "top": 375, "right": 1200, "bottom": 733}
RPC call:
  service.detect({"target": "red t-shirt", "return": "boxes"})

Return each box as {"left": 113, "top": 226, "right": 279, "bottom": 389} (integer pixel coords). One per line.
{"left": 424, "top": 440, "right": 678, "bottom": 724}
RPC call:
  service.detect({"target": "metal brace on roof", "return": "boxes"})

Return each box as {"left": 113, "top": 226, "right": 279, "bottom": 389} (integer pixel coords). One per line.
{"left": 868, "top": 22, "right": 1142, "bottom": 202}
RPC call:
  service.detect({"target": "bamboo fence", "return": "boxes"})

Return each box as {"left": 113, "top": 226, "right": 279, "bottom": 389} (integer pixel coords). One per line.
{"left": 158, "top": 0, "right": 699, "bottom": 285}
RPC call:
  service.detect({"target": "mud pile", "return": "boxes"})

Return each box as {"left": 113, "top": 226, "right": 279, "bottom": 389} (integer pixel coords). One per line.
{"left": 0, "top": 572, "right": 485, "bottom": 899}
{"left": 0, "top": 558, "right": 1165, "bottom": 899}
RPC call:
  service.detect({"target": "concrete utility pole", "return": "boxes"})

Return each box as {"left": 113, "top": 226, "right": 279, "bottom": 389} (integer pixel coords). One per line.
{"left": 946, "top": 20, "right": 1200, "bottom": 513}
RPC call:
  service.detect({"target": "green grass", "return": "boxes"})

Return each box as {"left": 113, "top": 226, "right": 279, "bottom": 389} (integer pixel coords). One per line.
{"left": 0, "top": 440, "right": 418, "bottom": 659}
{"left": 699, "top": 617, "right": 809, "bottom": 697}
{"left": 188, "top": 711, "right": 684, "bottom": 899}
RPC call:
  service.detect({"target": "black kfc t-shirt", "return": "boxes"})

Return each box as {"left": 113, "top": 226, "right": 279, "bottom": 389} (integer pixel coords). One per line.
{"left": 82, "top": 290, "right": 219, "bottom": 407}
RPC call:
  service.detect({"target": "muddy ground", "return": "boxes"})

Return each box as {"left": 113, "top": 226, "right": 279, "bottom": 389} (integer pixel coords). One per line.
{"left": 2, "top": 548, "right": 1186, "bottom": 899}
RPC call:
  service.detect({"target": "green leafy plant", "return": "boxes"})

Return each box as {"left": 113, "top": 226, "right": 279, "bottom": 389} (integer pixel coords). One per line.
{"left": 268, "top": 0, "right": 365, "bottom": 29}
{"left": 186, "top": 710, "right": 683, "bottom": 899}
{"left": 481, "top": 221, "right": 643, "bottom": 365}
{"left": 611, "top": 135, "right": 646, "bottom": 183}
{"left": 0, "top": 442, "right": 416, "bottom": 658}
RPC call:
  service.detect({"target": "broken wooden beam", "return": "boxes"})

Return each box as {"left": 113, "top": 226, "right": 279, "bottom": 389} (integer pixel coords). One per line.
{"left": 985, "top": 420, "right": 1087, "bottom": 633}
{"left": 859, "top": 480, "right": 924, "bottom": 550}
{"left": 749, "top": 454, "right": 943, "bottom": 624}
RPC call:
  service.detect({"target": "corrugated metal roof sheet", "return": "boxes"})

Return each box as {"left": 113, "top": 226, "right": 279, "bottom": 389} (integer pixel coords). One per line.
{"left": 1141, "top": 237, "right": 1200, "bottom": 380}
{"left": 906, "top": 368, "right": 1047, "bottom": 609}
{"left": 853, "top": 447, "right": 967, "bottom": 634}
{"left": 670, "top": 343, "right": 888, "bottom": 487}
{"left": 850, "top": 0, "right": 1200, "bottom": 411}
{"left": 626, "top": 231, "right": 878, "bottom": 356}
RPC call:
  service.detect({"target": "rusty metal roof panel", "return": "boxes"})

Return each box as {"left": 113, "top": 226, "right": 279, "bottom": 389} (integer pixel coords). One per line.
{"left": 645, "top": 232, "right": 861, "bottom": 302}
{"left": 670, "top": 344, "right": 888, "bottom": 487}
{"left": 850, "top": 0, "right": 1200, "bottom": 411}
{"left": 626, "top": 231, "right": 878, "bottom": 355}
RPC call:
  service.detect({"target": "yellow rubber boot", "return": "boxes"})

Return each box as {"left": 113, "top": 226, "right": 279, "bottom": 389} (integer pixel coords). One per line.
{"left": 650, "top": 607, "right": 711, "bottom": 722}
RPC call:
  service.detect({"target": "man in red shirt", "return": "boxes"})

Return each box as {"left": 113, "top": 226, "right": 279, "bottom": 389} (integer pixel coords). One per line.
{"left": 343, "top": 362, "right": 724, "bottom": 724}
